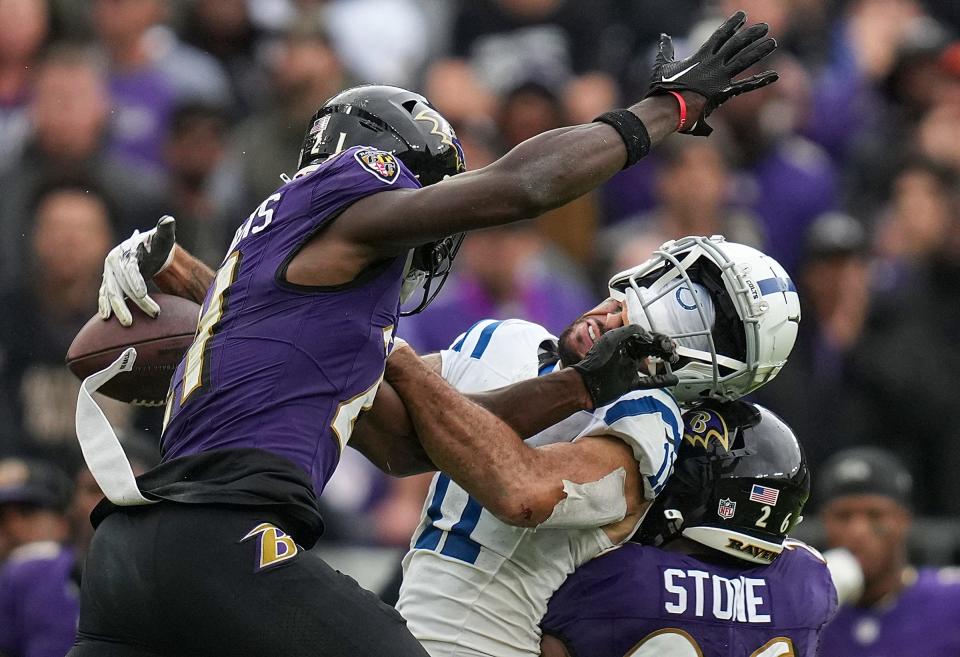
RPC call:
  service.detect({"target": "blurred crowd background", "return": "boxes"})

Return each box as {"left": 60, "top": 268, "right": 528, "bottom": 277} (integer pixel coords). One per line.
{"left": 1, "top": 0, "right": 959, "bottom": 566}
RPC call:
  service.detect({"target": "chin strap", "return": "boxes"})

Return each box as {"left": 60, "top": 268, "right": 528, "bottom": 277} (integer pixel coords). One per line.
{"left": 75, "top": 348, "right": 156, "bottom": 506}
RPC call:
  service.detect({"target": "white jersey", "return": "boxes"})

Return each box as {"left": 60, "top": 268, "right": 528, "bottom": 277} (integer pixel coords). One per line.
{"left": 397, "top": 319, "right": 683, "bottom": 657}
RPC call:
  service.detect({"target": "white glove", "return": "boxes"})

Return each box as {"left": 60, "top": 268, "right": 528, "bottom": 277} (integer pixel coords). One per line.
{"left": 98, "top": 216, "right": 177, "bottom": 327}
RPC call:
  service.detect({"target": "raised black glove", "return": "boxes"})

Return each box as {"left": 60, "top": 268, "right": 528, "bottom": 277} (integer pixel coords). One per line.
{"left": 646, "top": 11, "right": 779, "bottom": 136}
{"left": 571, "top": 325, "right": 680, "bottom": 409}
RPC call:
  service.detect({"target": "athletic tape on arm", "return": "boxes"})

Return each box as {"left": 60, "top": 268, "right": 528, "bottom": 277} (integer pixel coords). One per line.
{"left": 539, "top": 467, "right": 627, "bottom": 529}
{"left": 75, "top": 348, "right": 157, "bottom": 505}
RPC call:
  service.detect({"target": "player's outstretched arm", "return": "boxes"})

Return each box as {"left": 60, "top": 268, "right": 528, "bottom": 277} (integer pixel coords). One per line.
{"left": 350, "top": 353, "right": 592, "bottom": 477}
{"left": 355, "top": 328, "right": 676, "bottom": 478}
{"left": 334, "top": 11, "right": 777, "bottom": 254}
{"left": 384, "top": 333, "right": 665, "bottom": 527}
{"left": 471, "top": 325, "right": 677, "bottom": 436}
{"left": 98, "top": 216, "right": 214, "bottom": 325}
{"left": 351, "top": 355, "right": 590, "bottom": 477}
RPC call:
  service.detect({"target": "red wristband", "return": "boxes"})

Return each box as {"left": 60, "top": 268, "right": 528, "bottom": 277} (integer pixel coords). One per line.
{"left": 667, "top": 91, "right": 687, "bottom": 131}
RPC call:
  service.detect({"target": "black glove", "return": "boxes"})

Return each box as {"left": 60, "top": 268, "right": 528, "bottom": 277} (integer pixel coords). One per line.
{"left": 571, "top": 325, "right": 680, "bottom": 409}
{"left": 646, "top": 11, "right": 778, "bottom": 136}
{"left": 136, "top": 215, "right": 177, "bottom": 279}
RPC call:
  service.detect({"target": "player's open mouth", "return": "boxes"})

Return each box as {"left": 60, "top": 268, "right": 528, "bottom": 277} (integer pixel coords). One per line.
{"left": 582, "top": 317, "right": 606, "bottom": 348}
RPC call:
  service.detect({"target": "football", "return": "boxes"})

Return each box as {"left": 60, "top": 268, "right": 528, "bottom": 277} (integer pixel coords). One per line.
{"left": 66, "top": 293, "right": 200, "bottom": 406}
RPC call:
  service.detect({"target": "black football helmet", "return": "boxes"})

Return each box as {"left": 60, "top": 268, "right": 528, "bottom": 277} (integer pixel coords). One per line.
{"left": 637, "top": 400, "right": 809, "bottom": 564}
{"left": 297, "top": 85, "right": 467, "bottom": 315}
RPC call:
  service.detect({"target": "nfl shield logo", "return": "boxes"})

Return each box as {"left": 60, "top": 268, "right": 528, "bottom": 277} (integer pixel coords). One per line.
{"left": 718, "top": 498, "right": 737, "bottom": 520}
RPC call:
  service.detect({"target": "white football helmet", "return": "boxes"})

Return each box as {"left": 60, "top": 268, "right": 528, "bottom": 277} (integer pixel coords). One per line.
{"left": 608, "top": 236, "right": 800, "bottom": 403}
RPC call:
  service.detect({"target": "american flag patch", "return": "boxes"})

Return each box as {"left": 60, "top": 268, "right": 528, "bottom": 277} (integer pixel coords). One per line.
{"left": 750, "top": 484, "right": 780, "bottom": 505}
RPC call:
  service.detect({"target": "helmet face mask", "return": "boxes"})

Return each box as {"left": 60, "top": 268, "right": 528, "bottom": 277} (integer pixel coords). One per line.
{"left": 298, "top": 85, "right": 468, "bottom": 315}
{"left": 400, "top": 233, "right": 464, "bottom": 316}
{"left": 608, "top": 236, "right": 800, "bottom": 403}
{"left": 637, "top": 401, "right": 810, "bottom": 565}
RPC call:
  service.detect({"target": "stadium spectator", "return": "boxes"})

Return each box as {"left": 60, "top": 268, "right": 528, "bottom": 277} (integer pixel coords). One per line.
{"left": 600, "top": 4, "right": 809, "bottom": 230}
{"left": 761, "top": 196, "right": 960, "bottom": 513}
{"left": 0, "top": 457, "right": 79, "bottom": 657}
{"left": 437, "top": 0, "right": 620, "bottom": 123}
{"left": 0, "top": 0, "right": 49, "bottom": 176}
{"left": 709, "top": 53, "right": 839, "bottom": 272}
{"left": 916, "top": 97, "right": 960, "bottom": 174}
{"left": 399, "top": 224, "right": 594, "bottom": 353}
{"left": 324, "top": 0, "right": 431, "bottom": 89}
{"left": 179, "top": 0, "right": 270, "bottom": 118}
{"left": 0, "top": 182, "right": 133, "bottom": 467}
{"left": 875, "top": 158, "right": 957, "bottom": 268}
{"left": 0, "top": 44, "right": 166, "bottom": 288}
{"left": 852, "top": 159, "right": 960, "bottom": 512}
{"left": 598, "top": 136, "right": 763, "bottom": 285}
{"left": 423, "top": 59, "right": 498, "bottom": 127}
{"left": 91, "top": 0, "right": 230, "bottom": 173}
{"left": 161, "top": 102, "right": 245, "bottom": 267}
{"left": 800, "top": 0, "right": 928, "bottom": 161}
{"left": 838, "top": 15, "right": 955, "bottom": 217}
{"left": 754, "top": 212, "right": 874, "bottom": 472}
{"left": 818, "top": 447, "right": 960, "bottom": 655}
{"left": 497, "top": 81, "right": 600, "bottom": 266}
{"left": 230, "top": 13, "right": 349, "bottom": 208}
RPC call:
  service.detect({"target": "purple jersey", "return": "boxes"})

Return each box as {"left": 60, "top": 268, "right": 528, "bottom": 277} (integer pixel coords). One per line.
{"left": 542, "top": 540, "right": 837, "bottom": 657}
{"left": 160, "top": 146, "right": 419, "bottom": 497}
{"left": 819, "top": 567, "right": 960, "bottom": 656}
{"left": 0, "top": 542, "right": 79, "bottom": 657}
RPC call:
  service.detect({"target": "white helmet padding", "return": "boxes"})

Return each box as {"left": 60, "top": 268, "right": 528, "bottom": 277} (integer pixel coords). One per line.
{"left": 609, "top": 236, "right": 801, "bottom": 403}
{"left": 624, "top": 282, "right": 715, "bottom": 354}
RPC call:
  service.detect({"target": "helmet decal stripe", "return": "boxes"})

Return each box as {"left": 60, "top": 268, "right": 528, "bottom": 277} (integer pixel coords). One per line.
{"left": 413, "top": 108, "right": 455, "bottom": 148}
{"left": 756, "top": 277, "right": 796, "bottom": 295}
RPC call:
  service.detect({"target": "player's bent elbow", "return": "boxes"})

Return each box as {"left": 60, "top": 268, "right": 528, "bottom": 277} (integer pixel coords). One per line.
{"left": 487, "top": 483, "right": 559, "bottom": 528}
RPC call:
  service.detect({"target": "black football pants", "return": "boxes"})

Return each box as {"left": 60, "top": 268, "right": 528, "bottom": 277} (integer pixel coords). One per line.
{"left": 68, "top": 503, "right": 429, "bottom": 657}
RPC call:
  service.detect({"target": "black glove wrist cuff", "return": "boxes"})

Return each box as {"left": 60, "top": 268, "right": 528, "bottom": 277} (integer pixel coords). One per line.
{"left": 593, "top": 110, "right": 651, "bottom": 169}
